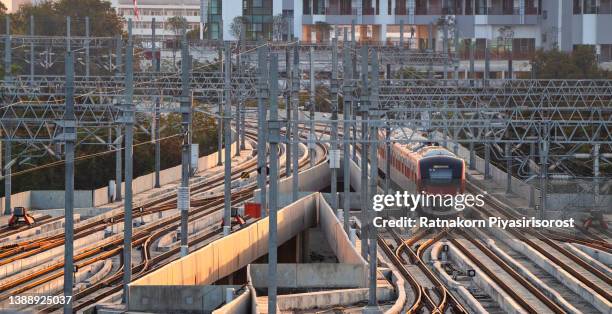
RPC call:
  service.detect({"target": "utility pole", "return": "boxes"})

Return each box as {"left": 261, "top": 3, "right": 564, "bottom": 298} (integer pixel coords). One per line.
{"left": 4, "top": 15, "right": 11, "bottom": 82}
{"left": 367, "top": 49, "right": 380, "bottom": 312}
{"left": 330, "top": 38, "right": 339, "bottom": 216}
{"left": 342, "top": 30, "right": 353, "bottom": 233}
{"left": 217, "top": 40, "right": 223, "bottom": 166}
{"left": 85, "top": 16, "right": 90, "bottom": 78}
{"left": 469, "top": 38, "right": 475, "bottom": 87}
{"left": 257, "top": 42, "right": 269, "bottom": 217}
{"left": 539, "top": 122, "right": 550, "bottom": 219}
{"left": 152, "top": 18, "right": 161, "bottom": 188}
{"left": 257, "top": 42, "right": 268, "bottom": 218}
{"left": 309, "top": 47, "right": 316, "bottom": 167}
{"left": 351, "top": 20, "right": 357, "bottom": 162}
{"left": 291, "top": 44, "right": 300, "bottom": 202}
{"left": 529, "top": 142, "right": 536, "bottom": 208}
{"left": 179, "top": 29, "right": 192, "bottom": 256}
{"left": 223, "top": 42, "right": 232, "bottom": 235}
{"left": 427, "top": 22, "right": 433, "bottom": 78}
{"left": 443, "top": 21, "right": 448, "bottom": 80}
{"left": 399, "top": 20, "right": 404, "bottom": 48}
{"left": 267, "top": 54, "right": 280, "bottom": 314}
{"left": 115, "top": 36, "right": 123, "bottom": 201}
{"left": 285, "top": 45, "right": 292, "bottom": 176}
{"left": 122, "top": 19, "right": 135, "bottom": 304}
{"left": 484, "top": 40, "right": 490, "bottom": 87}
{"left": 62, "top": 17, "right": 75, "bottom": 314}
{"left": 506, "top": 141, "right": 512, "bottom": 194}
{"left": 359, "top": 45, "right": 369, "bottom": 260}
{"left": 4, "top": 15, "right": 12, "bottom": 215}
{"left": 29, "top": 15, "right": 34, "bottom": 83}
{"left": 237, "top": 23, "right": 246, "bottom": 156}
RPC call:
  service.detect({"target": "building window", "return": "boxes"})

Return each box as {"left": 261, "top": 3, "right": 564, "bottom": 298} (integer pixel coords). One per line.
{"left": 583, "top": 0, "right": 598, "bottom": 13}
{"left": 512, "top": 38, "right": 535, "bottom": 59}
{"left": 303, "top": 0, "right": 311, "bottom": 14}
{"left": 526, "top": 0, "right": 539, "bottom": 14}
{"left": 601, "top": 0, "right": 612, "bottom": 13}
{"left": 465, "top": 0, "right": 474, "bottom": 14}
{"left": 601, "top": 44, "right": 612, "bottom": 62}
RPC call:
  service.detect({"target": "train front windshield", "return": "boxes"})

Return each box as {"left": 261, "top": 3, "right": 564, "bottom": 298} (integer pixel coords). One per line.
{"left": 419, "top": 157, "right": 463, "bottom": 181}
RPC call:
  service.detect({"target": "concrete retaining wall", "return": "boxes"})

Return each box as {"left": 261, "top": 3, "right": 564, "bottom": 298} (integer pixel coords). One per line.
{"left": 249, "top": 263, "right": 368, "bottom": 289}
{"left": 0, "top": 191, "right": 31, "bottom": 213}
{"left": 318, "top": 193, "right": 367, "bottom": 265}
{"left": 276, "top": 287, "right": 393, "bottom": 311}
{"left": 572, "top": 243, "right": 612, "bottom": 267}
{"left": 0, "top": 190, "right": 92, "bottom": 213}
{"left": 0, "top": 131, "right": 240, "bottom": 213}
{"left": 129, "top": 285, "right": 242, "bottom": 313}
{"left": 212, "top": 289, "right": 250, "bottom": 314}
{"left": 130, "top": 193, "right": 318, "bottom": 287}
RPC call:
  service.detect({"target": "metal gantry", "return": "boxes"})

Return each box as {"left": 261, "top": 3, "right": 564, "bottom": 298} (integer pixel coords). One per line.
{"left": 1, "top": 24, "right": 611, "bottom": 313}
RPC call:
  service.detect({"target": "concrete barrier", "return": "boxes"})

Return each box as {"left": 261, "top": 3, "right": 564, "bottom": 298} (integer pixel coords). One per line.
{"left": 212, "top": 288, "right": 250, "bottom": 314}
{"left": 128, "top": 285, "right": 242, "bottom": 313}
{"left": 564, "top": 243, "right": 612, "bottom": 277}
{"left": 571, "top": 243, "right": 612, "bottom": 268}
{"left": 318, "top": 194, "right": 367, "bottom": 265}
{"left": 276, "top": 287, "right": 393, "bottom": 311}
{"left": 248, "top": 263, "right": 368, "bottom": 289}
{"left": 0, "top": 191, "right": 31, "bottom": 213}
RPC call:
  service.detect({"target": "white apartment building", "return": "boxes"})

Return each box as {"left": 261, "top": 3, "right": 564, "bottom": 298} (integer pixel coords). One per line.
{"left": 110, "top": 0, "right": 612, "bottom": 62}
{"left": 115, "top": 0, "right": 201, "bottom": 42}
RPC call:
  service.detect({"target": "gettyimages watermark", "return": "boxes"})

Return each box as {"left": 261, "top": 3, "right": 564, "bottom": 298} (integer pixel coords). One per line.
{"left": 372, "top": 191, "right": 485, "bottom": 212}
{"left": 368, "top": 191, "right": 576, "bottom": 230}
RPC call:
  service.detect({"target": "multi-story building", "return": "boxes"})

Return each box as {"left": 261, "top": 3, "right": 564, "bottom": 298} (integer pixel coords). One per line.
{"left": 115, "top": 0, "right": 201, "bottom": 43}
{"left": 111, "top": 0, "right": 612, "bottom": 62}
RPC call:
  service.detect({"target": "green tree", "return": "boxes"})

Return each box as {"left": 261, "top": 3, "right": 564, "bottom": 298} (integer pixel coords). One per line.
{"left": 531, "top": 46, "right": 611, "bottom": 79}
{"left": 229, "top": 16, "right": 247, "bottom": 39}
{"left": 166, "top": 16, "right": 188, "bottom": 67}
{"left": 10, "top": 0, "right": 122, "bottom": 36}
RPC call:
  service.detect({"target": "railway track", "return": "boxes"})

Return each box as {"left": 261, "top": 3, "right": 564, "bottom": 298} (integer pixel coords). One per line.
{"left": 3, "top": 124, "right": 326, "bottom": 313}
{"left": 450, "top": 229, "right": 566, "bottom": 313}
{"left": 376, "top": 224, "right": 469, "bottom": 314}
{"left": 467, "top": 180, "right": 612, "bottom": 307}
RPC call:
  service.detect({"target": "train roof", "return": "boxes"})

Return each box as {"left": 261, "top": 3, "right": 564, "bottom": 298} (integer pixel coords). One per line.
{"left": 390, "top": 128, "right": 458, "bottom": 158}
